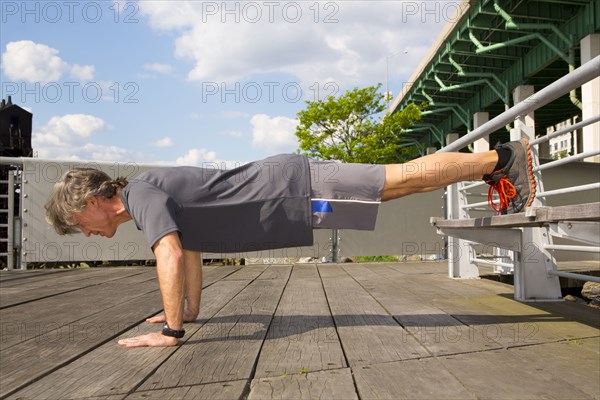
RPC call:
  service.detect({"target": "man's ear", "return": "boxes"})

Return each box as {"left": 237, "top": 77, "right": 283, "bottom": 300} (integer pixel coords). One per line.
{"left": 87, "top": 196, "right": 99, "bottom": 207}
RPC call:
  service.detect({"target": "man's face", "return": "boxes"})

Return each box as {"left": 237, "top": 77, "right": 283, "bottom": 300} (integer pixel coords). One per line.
{"left": 71, "top": 196, "right": 118, "bottom": 238}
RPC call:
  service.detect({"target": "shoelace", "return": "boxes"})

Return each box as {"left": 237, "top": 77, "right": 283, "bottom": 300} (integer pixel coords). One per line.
{"left": 487, "top": 175, "right": 516, "bottom": 213}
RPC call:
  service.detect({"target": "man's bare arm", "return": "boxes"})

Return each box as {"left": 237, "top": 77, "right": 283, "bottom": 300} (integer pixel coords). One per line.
{"left": 119, "top": 232, "right": 185, "bottom": 348}
{"left": 183, "top": 250, "right": 202, "bottom": 318}
{"left": 146, "top": 250, "right": 202, "bottom": 324}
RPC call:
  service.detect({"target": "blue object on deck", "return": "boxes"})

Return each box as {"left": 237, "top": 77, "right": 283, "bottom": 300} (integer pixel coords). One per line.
{"left": 311, "top": 200, "right": 333, "bottom": 213}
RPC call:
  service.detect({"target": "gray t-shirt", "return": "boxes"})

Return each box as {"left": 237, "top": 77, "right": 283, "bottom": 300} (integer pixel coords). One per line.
{"left": 120, "top": 154, "right": 313, "bottom": 253}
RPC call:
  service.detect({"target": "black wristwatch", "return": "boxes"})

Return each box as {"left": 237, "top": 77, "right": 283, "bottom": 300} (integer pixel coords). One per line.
{"left": 162, "top": 322, "right": 185, "bottom": 339}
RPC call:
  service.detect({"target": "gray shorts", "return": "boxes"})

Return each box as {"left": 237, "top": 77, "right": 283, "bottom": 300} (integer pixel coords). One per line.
{"left": 308, "top": 160, "right": 385, "bottom": 230}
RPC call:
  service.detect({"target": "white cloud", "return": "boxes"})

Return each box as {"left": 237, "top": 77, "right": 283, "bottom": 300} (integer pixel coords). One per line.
{"left": 144, "top": 63, "right": 174, "bottom": 74}
{"left": 71, "top": 64, "right": 95, "bottom": 81}
{"left": 151, "top": 136, "right": 175, "bottom": 148}
{"left": 31, "top": 114, "right": 245, "bottom": 165}
{"left": 1, "top": 41, "right": 67, "bottom": 83}
{"left": 35, "top": 114, "right": 108, "bottom": 145}
{"left": 251, "top": 114, "right": 299, "bottom": 153}
{"left": 1, "top": 40, "right": 94, "bottom": 83}
{"left": 170, "top": 148, "right": 243, "bottom": 170}
{"left": 81, "top": 143, "right": 128, "bottom": 161}
{"left": 175, "top": 148, "right": 218, "bottom": 165}
{"left": 138, "top": 1, "right": 199, "bottom": 30}
{"left": 138, "top": 1, "right": 456, "bottom": 87}
{"left": 32, "top": 114, "right": 135, "bottom": 162}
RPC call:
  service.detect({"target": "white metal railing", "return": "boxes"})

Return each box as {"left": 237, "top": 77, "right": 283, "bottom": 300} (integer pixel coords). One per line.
{"left": 435, "top": 55, "right": 600, "bottom": 301}
{"left": 530, "top": 115, "right": 600, "bottom": 146}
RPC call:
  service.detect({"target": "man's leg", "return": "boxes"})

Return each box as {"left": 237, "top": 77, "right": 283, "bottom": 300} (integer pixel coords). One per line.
{"left": 381, "top": 150, "right": 498, "bottom": 201}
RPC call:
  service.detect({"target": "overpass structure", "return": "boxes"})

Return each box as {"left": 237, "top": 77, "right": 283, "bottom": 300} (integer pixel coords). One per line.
{"left": 390, "top": 0, "right": 600, "bottom": 156}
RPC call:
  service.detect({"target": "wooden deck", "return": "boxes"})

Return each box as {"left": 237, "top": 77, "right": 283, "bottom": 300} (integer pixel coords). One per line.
{"left": 1, "top": 262, "right": 599, "bottom": 400}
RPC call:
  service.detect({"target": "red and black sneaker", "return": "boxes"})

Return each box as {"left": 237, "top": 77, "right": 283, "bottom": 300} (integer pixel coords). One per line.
{"left": 484, "top": 138, "right": 537, "bottom": 214}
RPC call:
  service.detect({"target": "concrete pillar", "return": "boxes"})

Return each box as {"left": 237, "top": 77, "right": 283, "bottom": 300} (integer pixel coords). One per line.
{"left": 581, "top": 34, "right": 600, "bottom": 162}
{"left": 538, "top": 133, "right": 551, "bottom": 160}
{"left": 473, "top": 112, "right": 489, "bottom": 152}
{"left": 446, "top": 133, "right": 459, "bottom": 146}
{"left": 426, "top": 147, "right": 437, "bottom": 155}
{"left": 513, "top": 86, "right": 535, "bottom": 138}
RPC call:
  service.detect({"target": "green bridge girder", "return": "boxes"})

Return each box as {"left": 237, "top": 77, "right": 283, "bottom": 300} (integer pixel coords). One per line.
{"left": 390, "top": 0, "right": 600, "bottom": 149}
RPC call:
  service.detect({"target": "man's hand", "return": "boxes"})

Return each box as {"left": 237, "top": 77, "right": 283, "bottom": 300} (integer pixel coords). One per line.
{"left": 146, "top": 308, "right": 198, "bottom": 324}
{"left": 118, "top": 332, "right": 179, "bottom": 348}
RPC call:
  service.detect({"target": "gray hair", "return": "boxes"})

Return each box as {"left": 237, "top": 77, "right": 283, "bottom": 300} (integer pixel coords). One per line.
{"left": 45, "top": 168, "right": 128, "bottom": 235}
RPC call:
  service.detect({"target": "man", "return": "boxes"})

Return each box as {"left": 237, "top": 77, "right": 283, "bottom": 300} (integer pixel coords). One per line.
{"left": 45, "top": 138, "right": 535, "bottom": 348}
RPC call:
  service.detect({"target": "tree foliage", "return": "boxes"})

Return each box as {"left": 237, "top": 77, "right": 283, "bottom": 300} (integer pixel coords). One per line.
{"left": 295, "top": 84, "right": 423, "bottom": 164}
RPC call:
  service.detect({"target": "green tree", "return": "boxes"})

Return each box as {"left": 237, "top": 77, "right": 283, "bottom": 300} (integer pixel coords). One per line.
{"left": 295, "top": 84, "right": 422, "bottom": 164}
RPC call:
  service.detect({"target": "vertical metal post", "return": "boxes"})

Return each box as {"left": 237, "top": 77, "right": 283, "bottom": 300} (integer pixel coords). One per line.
{"left": 7, "top": 171, "right": 15, "bottom": 269}
{"left": 17, "top": 170, "right": 26, "bottom": 270}
{"left": 331, "top": 229, "right": 340, "bottom": 263}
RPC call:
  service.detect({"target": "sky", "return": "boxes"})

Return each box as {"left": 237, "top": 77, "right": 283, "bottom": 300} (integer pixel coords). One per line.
{"left": 1, "top": 0, "right": 462, "bottom": 166}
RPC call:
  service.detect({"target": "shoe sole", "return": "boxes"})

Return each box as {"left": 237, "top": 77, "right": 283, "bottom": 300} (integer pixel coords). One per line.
{"left": 522, "top": 137, "right": 537, "bottom": 209}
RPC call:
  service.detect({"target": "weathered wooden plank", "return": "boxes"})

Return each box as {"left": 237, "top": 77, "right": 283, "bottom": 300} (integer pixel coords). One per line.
{"left": 368, "top": 265, "right": 509, "bottom": 336}
{"left": 0, "top": 268, "right": 82, "bottom": 285}
{"left": 248, "top": 368, "right": 358, "bottom": 400}
{"left": 1, "top": 285, "right": 89, "bottom": 309}
{"left": 0, "top": 268, "right": 77, "bottom": 283}
{"left": 532, "top": 300, "right": 600, "bottom": 329}
{"left": 343, "top": 265, "right": 504, "bottom": 356}
{"left": 464, "top": 294, "right": 600, "bottom": 342}
{"left": 1, "top": 289, "right": 162, "bottom": 399}
{"left": 439, "top": 347, "right": 595, "bottom": 400}
{"left": 0, "top": 268, "right": 156, "bottom": 310}
{"left": 353, "top": 358, "right": 477, "bottom": 400}
{"left": 254, "top": 264, "right": 346, "bottom": 378}
{"left": 360, "top": 263, "right": 496, "bottom": 301}
{"left": 6, "top": 279, "right": 249, "bottom": 400}
{"left": 376, "top": 261, "right": 447, "bottom": 275}
{"left": 0, "top": 267, "right": 149, "bottom": 289}
{"left": 134, "top": 277, "right": 288, "bottom": 389}
{"left": 508, "top": 338, "right": 600, "bottom": 399}
{"left": 456, "top": 274, "right": 516, "bottom": 295}
{"left": 318, "top": 265, "right": 429, "bottom": 366}
{"left": 223, "top": 265, "right": 269, "bottom": 280}
{"left": 256, "top": 264, "right": 292, "bottom": 280}
{"left": 427, "top": 295, "right": 568, "bottom": 349}
{"left": 1, "top": 265, "right": 236, "bottom": 312}
{"left": 2, "top": 266, "right": 240, "bottom": 398}
{"left": 377, "top": 266, "right": 499, "bottom": 299}
{"left": 202, "top": 265, "right": 241, "bottom": 285}
{"left": 438, "top": 290, "right": 600, "bottom": 346}
{"left": 0, "top": 279, "right": 160, "bottom": 351}
{"left": 577, "top": 336, "right": 600, "bottom": 355}
{"left": 126, "top": 380, "right": 248, "bottom": 400}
